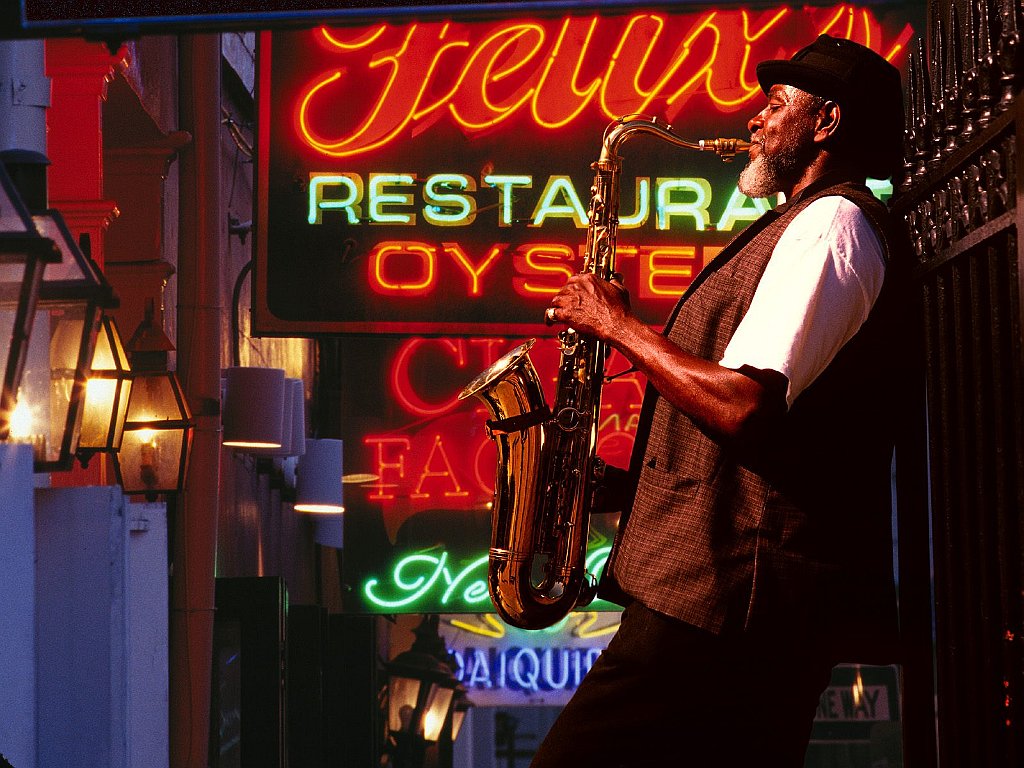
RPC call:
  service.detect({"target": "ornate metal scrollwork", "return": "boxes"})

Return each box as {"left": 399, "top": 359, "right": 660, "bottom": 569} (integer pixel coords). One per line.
{"left": 897, "top": 0, "right": 1020, "bottom": 264}
{"left": 903, "top": 129, "right": 1014, "bottom": 263}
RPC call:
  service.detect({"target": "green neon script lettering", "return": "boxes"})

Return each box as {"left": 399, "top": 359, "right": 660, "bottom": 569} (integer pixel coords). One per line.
{"left": 441, "top": 554, "right": 491, "bottom": 605}
{"left": 363, "top": 546, "right": 612, "bottom": 610}
{"left": 363, "top": 552, "right": 448, "bottom": 608}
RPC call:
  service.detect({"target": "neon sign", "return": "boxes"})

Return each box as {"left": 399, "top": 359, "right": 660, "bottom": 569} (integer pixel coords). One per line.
{"left": 362, "top": 545, "right": 613, "bottom": 612}
{"left": 352, "top": 336, "right": 644, "bottom": 509}
{"left": 294, "top": 8, "right": 911, "bottom": 159}
{"left": 343, "top": 357, "right": 625, "bottom": 614}
{"left": 255, "top": 3, "right": 916, "bottom": 336}
{"left": 454, "top": 645, "right": 604, "bottom": 700}
{"left": 259, "top": 3, "right": 921, "bottom": 616}
{"left": 430, "top": 611, "right": 621, "bottom": 706}
{"left": 442, "top": 619, "right": 899, "bottom": 713}
{"left": 307, "top": 172, "right": 769, "bottom": 230}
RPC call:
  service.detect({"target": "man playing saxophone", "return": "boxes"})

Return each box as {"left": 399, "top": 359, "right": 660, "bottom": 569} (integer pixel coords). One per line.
{"left": 533, "top": 35, "right": 909, "bottom": 767}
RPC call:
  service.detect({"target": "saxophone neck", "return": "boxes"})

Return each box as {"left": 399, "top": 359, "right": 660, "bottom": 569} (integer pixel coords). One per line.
{"left": 698, "top": 137, "right": 753, "bottom": 160}
{"left": 599, "top": 115, "right": 752, "bottom": 163}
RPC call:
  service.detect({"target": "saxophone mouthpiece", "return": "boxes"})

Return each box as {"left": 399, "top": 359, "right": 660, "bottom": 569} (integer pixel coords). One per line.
{"left": 699, "top": 138, "right": 753, "bottom": 160}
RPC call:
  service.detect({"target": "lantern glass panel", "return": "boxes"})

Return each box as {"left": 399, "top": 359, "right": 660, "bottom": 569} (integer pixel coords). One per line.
{"left": 10, "top": 301, "right": 89, "bottom": 463}
{"left": 0, "top": 259, "right": 32, "bottom": 296}
{"left": 79, "top": 376, "right": 117, "bottom": 445}
{"left": 0, "top": 198, "right": 32, "bottom": 234}
{"left": 0, "top": 258, "right": 36, "bottom": 425}
{"left": 79, "top": 317, "right": 131, "bottom": 451}
{"left": 420, "top": 685, "right": 454, "bottom": 742}
{"left": 118, "top": 424, "right": 187, "bottom": 494}
{"left": 117, "top": 371, "right": 190, "bottom": 494}
{"left": 32, "top": 213, "right": 103, "bottom": 284}
{"left": 451, "top": 708, "right": 467, "bottom": 742}
{"left": 387, "top": 675, "right": 422, "bottom": 735}
{"left": 126, "top": 371, "right": 181, "bottom": 424}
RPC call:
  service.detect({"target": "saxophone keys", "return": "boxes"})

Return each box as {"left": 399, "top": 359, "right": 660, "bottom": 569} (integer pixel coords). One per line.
{"left": 555, "top": 406, "right": 584, "bottom": 431}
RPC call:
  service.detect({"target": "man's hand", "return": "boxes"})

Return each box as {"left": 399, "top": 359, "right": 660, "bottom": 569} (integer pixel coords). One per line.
{"left": 545, "top": 273, "right": 631, "bottom": 340}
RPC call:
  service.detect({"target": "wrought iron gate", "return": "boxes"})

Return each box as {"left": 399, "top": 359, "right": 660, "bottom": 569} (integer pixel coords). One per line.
{"left": 893, "top": 0, "right": 1024, "bottom": 764}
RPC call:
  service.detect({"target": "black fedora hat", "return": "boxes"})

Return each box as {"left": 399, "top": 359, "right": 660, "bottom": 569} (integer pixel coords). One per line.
{"left": 756, "top": 34, "right": 905, "bottom": 180}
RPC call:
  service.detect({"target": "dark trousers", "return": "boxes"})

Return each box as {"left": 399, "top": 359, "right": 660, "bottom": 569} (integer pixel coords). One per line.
{"left": 530, "top": 602, "right": 834, "bottom": 768}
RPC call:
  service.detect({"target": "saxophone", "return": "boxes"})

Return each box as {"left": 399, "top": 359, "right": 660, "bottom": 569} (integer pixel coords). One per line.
{"left": 459, "top": 116, "right": 750, "bottom": 629}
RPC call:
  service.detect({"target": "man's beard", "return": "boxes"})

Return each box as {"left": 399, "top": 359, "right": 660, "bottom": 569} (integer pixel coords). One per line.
{"left": 738, "top": 136, "right": 812, "bottom": 198}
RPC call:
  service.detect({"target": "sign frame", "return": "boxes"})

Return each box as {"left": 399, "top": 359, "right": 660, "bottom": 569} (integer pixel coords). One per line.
{"left": 5, "top": 1, "right": 681, "bottom": 39}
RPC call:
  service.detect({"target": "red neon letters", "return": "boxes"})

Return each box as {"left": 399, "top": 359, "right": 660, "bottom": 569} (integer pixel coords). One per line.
{"left": 296, "top": 6, "right": 912, "bottom": 158}
{"left": 363, "top": 338, "right": 644, "bottom": 507}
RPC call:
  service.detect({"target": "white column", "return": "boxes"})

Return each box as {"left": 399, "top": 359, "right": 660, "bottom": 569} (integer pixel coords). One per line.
{"left": 0, "top": 444, "right": 37, "bottom": 768}
{"left": 124, "top": 501, "right": 169, "bottom": 768}
{"left": 35, "top": 486, "right": 169, "bottom": 768}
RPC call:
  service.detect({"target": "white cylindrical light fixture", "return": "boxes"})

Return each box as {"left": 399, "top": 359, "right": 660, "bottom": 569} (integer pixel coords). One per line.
{"left": 287, "top": 378, "right": 306, "bottom": 457}
{"left": 222, "top": 366, "right": 285, "bottom": 449}
{"left": 314, "top": 513, "right": 344, "bottom": 548}
{"left": 295, "top": 438, "right": 344, "bottom": 514}
{"left": 245, "top": 377, "right": 302, "bottom": 457}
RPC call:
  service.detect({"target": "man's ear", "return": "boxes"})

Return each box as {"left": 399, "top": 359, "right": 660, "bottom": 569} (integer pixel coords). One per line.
{"left": 814, "top": 101, "right": 841, "bottom": 143}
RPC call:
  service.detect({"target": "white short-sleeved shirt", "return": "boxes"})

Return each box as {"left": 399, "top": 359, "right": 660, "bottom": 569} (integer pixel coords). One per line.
{"left": 718, "top": 196, "right": 885, "bottom": 408}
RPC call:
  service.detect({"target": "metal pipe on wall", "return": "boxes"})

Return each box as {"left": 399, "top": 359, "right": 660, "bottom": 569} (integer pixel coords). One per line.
{"left": 171, "top": 33, "right": 224, "bottom": 768}
{"left": 0, "top": 40, "right": 48, "bottom": 155}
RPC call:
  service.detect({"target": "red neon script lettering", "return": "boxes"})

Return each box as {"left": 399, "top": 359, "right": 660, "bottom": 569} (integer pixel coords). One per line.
{"left": 293, "top": 7, "right": 913, "bottom": 158}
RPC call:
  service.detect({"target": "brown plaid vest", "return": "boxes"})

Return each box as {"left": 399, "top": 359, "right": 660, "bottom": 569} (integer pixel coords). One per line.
{"left": 606, "top": 178, "right": 904, "bottom": 661}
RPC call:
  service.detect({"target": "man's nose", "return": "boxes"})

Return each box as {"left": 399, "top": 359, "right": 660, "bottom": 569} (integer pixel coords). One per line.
{"left": 747, "top": 110, "right": 764, "bottom": 135}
